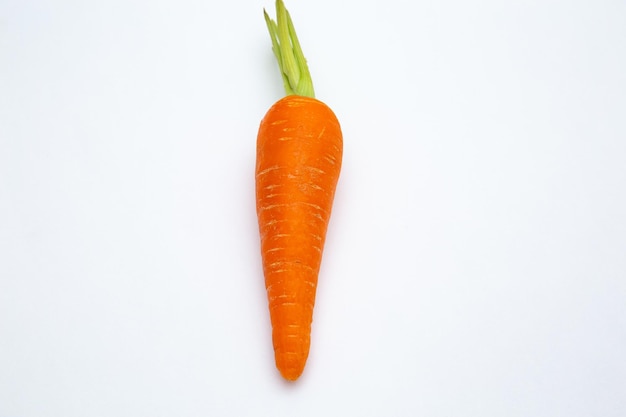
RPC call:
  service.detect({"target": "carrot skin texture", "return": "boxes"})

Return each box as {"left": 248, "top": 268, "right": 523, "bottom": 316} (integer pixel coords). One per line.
{"left": 256, "top": 95, "right": 342, "bottom": 381}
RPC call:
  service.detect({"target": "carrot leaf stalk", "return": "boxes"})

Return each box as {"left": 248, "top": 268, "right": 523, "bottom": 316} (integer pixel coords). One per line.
{"left": 263, "top": 0, "right": 315, "bottom": 98}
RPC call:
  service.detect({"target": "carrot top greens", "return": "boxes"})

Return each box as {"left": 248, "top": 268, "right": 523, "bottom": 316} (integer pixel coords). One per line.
{"left": 264, "top": 0, "right": 315, "bottom": 98}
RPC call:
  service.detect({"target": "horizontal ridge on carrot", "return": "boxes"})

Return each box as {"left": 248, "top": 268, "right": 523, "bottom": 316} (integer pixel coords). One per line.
{"left": 257, "top": 0, "right": 343, "bottom": 381}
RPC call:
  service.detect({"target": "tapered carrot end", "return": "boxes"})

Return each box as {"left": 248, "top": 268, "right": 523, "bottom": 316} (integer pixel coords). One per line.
{"left": 272, "top": 322, "right": 311, "bottom": 381}
{"left": 276, "top": 353, "right": 307, "bottom": 381}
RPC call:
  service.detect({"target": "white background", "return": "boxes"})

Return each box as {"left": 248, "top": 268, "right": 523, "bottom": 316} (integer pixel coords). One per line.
{"left": 1, "top": 0, "right": 625, "bottom": 415}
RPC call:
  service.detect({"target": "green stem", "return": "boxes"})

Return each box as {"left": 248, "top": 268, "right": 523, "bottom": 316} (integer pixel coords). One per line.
{"left": 263, "top": 0, "right": 315, "bottom": 98}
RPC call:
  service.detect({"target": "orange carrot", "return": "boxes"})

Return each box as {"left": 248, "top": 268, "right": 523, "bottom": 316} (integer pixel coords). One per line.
{"left": 257, "top": 0, "right": 343, "bottom": 381}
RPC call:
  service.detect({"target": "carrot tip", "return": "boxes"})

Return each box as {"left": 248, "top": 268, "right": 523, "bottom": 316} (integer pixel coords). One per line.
{"left": 278, "top": 362, "right": 306, "bottom": 381}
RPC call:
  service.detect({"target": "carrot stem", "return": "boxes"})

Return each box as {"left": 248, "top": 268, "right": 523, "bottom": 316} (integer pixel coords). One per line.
{"left": 263, "top": 0, "right": 315, "bottom": 98}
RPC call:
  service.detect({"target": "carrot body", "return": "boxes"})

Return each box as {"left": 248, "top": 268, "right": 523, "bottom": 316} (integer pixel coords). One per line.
{"left": 256, "top": 95, "right": 342, "bottom": 380}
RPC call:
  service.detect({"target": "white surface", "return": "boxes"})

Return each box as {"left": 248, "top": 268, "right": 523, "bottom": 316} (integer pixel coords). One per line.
{"left": 1, "top": 0, "right": 625, "bottom": 415}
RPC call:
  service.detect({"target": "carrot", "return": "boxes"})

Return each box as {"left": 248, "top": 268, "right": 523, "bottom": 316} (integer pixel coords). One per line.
{"left": 257, "top": 0, "right": 343, "bottom": 381}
